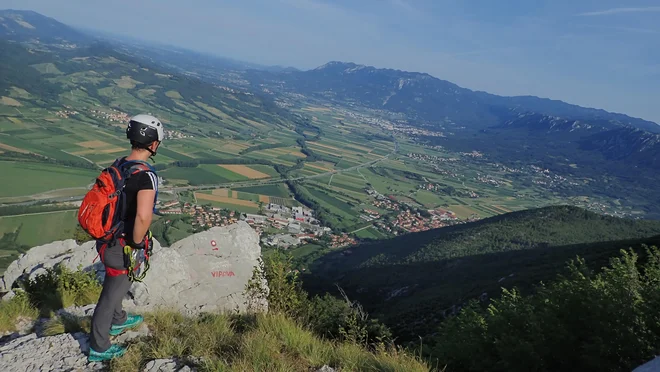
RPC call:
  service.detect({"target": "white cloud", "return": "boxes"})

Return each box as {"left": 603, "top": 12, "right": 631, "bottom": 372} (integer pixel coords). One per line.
{"left": 578, "top": 6, "right": 660, "bottom": 16}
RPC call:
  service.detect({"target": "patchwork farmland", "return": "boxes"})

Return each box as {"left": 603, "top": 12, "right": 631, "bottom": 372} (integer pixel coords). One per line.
{"left": 0, "top": 39, "right": 624, "bottom": 281}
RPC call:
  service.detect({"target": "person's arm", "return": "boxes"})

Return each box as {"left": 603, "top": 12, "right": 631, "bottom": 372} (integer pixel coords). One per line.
{"left": 133, "top": 188, "right": 155, "bottom": 243}
{"left": 132, "top": 168, "right": 157, "bottom": 245}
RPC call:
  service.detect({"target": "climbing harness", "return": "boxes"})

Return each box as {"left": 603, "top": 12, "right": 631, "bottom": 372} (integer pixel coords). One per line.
{"left": 94, "top": 230, "right": 152, "bottom": 282}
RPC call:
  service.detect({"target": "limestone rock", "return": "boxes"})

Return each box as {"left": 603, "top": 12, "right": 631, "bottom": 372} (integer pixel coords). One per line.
{"left": 0, "top": 239, "right": 103, "bottom": 293}
{"left": 123, "top": 221, "right": 268, "bottom": 314}
{"left": 143, "top": 358, "right": 193, "bottom": 372}
{"left": 115, "top": 323, "right": 151, "bottom": 344}
{"left": 57, "top": 304, "right": 97, "bottom": 319}
{"left": 316, "top": 365, "right": 337, "bottom": 372}
{"left": 2, "top": 290, "right": 15, "bottom": 301}
{"left": 0, "top": 223, "right": 267, "bottom": 371}
{"left": 0, "top": 332, "right": 103, "bottom": 371}
{"left": 14, "top": 316, "right": 35, "bottom": 335}
{"left": 1, "top": 222, "right": 268, "bottom": 315}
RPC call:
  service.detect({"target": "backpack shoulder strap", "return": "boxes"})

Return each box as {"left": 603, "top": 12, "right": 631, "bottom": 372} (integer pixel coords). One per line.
{"left": 123, "top": 159, "right": 157, "bottom": 175}
{"left": 116, "top": 159, "right": 157, "bottom": 179}
{"left": 120, "top": 159, "right": 160, "bottom": 213}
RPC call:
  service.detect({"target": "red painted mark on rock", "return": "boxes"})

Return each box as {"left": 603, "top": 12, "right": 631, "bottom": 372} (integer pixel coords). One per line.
{"left": 211, "top": 271, "right": 235, "bottom": 278}
{"left": 211, "top": 240, "right": 218, "bottom": 251}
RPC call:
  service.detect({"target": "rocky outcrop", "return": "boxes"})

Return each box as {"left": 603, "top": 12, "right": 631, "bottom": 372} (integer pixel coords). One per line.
{"left": 0, "top": 321, "right": 151, "bottom": 372}
{"left": 1, "top": 222, "right": 268, "bottom": 314}
{"left": 0, "top": 222, "right": 267, "bottom": 371}
{"left": 143, "top": 359, "right": 193, "bottom": 372}
{"left": 125, "top": 222, "right": 267, "bottom": 314}
{"left": 0, "top": 332, "right": 102, "bottom": 371}
{"left": 0, "top": 239, "right": 105, "bottom": 293}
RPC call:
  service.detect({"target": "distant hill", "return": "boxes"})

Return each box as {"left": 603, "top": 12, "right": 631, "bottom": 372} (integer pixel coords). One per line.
{"left": 0, "top": 32, "right": 292, "bottom": 174}
{"left": 579, "top": 127, "right": 660, "bottom": 170}
{"left": 0, "top": 37, "right": 285, "bottom": 119}
{"left": 0, "top": 10, "right": 294, "bottom": 91}
{"left": 0, "top": 9, "right": 91, "bottom": 45}
{"left": 248, "top": 61, "right": 660, "bottom": 133}
{"left": 412, "top": 110, "right": 660, "bottom": 217}
{"left": 303, "top": 206, "right": 660, "bottom": 341}
{"left": 494, "top": 113, "right": 660, "bottom": 170}
{"left": 248, "top": 61, "right": 499, "bottom": 126}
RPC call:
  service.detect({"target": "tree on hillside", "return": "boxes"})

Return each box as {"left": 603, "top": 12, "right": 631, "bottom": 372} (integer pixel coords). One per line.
{"left": 431, "top": 246, "right": 660, "bottom": 372}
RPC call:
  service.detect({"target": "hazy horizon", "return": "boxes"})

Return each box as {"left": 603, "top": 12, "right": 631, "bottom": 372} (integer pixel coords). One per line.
{"left": 1, "top": 0, "right": 658, "bottom": 123}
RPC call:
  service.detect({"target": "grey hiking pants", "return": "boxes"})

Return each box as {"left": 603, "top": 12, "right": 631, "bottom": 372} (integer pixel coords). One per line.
{"left": 90, "top": 240, "right": 131, "bottom": 352}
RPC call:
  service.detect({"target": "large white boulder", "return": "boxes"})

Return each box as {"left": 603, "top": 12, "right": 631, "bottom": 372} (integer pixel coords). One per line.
{"left": 1, "top": 222, "right": 268, "bottom": 314}
{"left": 0, "top": 239, "right": 105, "bottom": 293}
{"left": 124, "top": 221, "right": 268, "bottom": 313}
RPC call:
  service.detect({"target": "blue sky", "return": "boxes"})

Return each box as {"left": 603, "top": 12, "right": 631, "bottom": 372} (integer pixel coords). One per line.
{"left": 2, "top": 0, "right": 659, "bottom": 123}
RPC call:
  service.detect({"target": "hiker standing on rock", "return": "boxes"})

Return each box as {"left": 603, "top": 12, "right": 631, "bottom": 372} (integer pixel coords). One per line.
{"left": 78, "top": 114, "right": 164, "bottom": 362}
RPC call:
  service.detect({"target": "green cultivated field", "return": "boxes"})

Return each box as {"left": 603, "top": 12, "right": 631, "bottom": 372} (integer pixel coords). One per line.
{"left": 355, "top": 227, "right": 388, "bottom": 240}
{"left": 0, "top": 210, "right": 77, "bottom": 247}
{"left": 412, "top": 190, "right": 444, "bottom": 208}
{"left": 0, "top": 37, "right": 632, "bottom": 274}
{"left": 236, "top": 191, "right": 260, "bottom": 202}
{"left": 0, "top": 162, "right": 97, "bottom": 197}
{"left": 156, "top": 147, "right": 195, "bottom": 161}
{"left": 247, "top": 165, "right": 281, "bottom": 178}
{"left": 305, "top": 186, "right": 359, "bottom": 228}
{"left": 199, "top": 164, "right": 249, "bottom": 182}
{"left": 160, "top": 166, "right": 234, "bottom": 186}
{"left": 235, "top": 184, "right": 290, "bottom": 198}
{"left": 197, "top": 200, "right": 259, "bottom": 214}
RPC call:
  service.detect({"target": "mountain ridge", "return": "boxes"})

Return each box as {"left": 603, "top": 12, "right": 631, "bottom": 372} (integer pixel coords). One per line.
{"left": 1, "top": 9, "right": 656, "bottom": 131}
{"left": 259, "top": 60, "right": 659, "bottom": 132}
{"left": 0, "top": 9, "right": 91, "bottom": 45}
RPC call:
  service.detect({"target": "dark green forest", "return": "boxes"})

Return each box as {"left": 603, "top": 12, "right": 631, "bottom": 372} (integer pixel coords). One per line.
{"left": 303, "top": 206, "right": 660, "bottom": 341}
{"left": 432, "top": 246, "right": 660, "bottom": 372}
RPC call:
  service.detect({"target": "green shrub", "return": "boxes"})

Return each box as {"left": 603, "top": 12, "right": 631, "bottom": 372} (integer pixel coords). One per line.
{"left": 244, "top": 250, "right": 393, "bottom": 347}
{"left": 432, "top": 246, "right": 660, "bottom": 372}
{"left": 72, "top": 224, "right": 93, "bottom": 245}
{"left": 18, "top": 264, "right": 102, "bottom": 314}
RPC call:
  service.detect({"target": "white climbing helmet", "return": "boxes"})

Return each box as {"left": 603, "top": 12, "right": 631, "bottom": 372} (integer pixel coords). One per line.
{"left": 126, "top": 114, "right": 164, "bottom": 145}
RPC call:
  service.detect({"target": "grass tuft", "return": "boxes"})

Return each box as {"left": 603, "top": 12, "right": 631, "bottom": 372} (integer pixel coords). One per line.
{"left": 107, "top": 310, "right": 432, "bottom": 372}
{"left": 42, "top": 315, "right": 91, "bottom": 336}
{"left": 0, "top": 292, "right": 39, "bottom": 333}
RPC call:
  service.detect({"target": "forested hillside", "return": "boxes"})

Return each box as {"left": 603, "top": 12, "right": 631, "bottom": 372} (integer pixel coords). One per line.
{"left": 303, "top": 206, "right": 660, "bottom": 341}
{"left": 432, "top": 246, "right": 660, "bottom": 372}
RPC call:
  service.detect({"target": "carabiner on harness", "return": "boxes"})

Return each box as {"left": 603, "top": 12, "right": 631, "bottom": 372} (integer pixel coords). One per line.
{"left": 122, "top": 233, "right": 152, "bottom": 282}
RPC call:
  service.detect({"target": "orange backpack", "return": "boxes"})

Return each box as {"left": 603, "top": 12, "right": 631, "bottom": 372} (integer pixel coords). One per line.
{"left": 78, "top": 158, "right": 156, "bottom": 243}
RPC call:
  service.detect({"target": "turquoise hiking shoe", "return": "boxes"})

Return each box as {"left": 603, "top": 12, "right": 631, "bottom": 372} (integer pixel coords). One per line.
{"left": 88, "top": 344, "right": 126, "bottom": 362}
{"left": 109, "top": 314, "right": 144, "bottom": 336}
